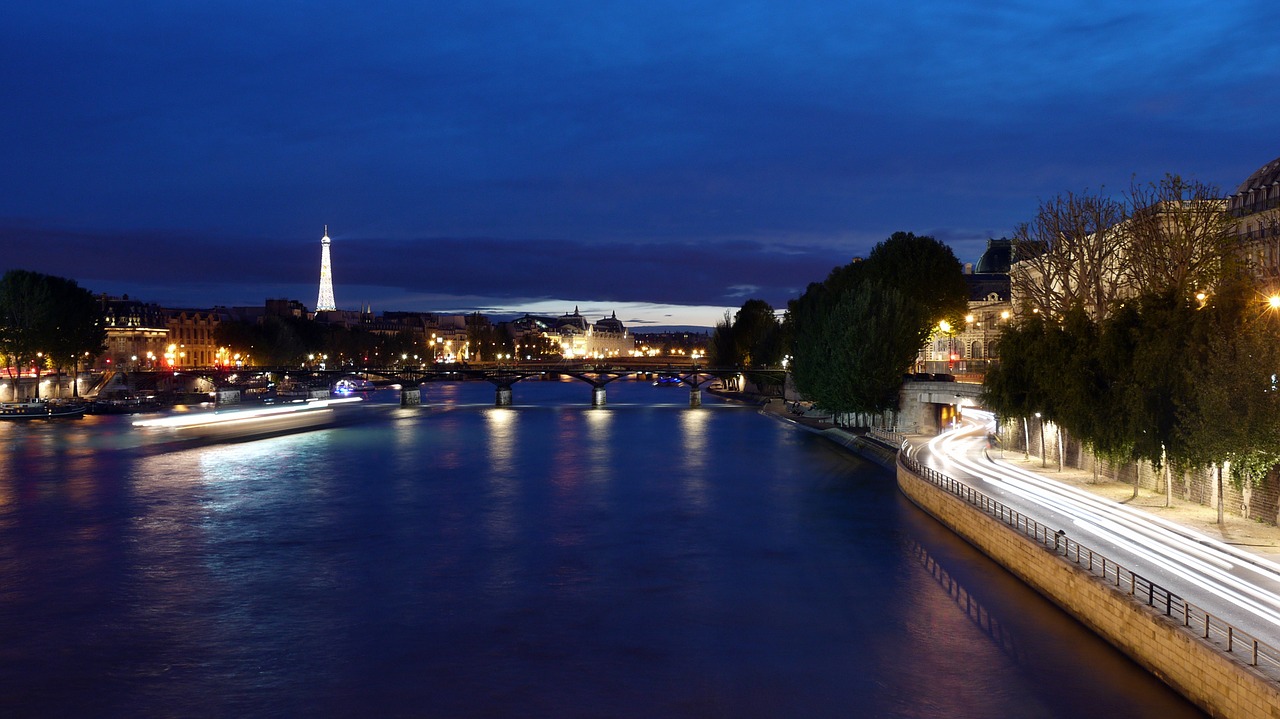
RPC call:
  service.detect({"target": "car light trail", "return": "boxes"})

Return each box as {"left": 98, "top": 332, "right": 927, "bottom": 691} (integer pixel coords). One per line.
{"left": 916, "top": 413, "right": 1280, "bottom": 641}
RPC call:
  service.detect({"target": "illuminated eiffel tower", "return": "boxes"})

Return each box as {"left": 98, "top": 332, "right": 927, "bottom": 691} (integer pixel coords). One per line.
{"left": 316, "top": 226, "right": 337, "bottom": 312}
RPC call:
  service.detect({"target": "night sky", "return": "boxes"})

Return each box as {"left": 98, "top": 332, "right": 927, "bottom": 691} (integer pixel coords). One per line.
{"left": 2, "top": 2, "right": 1278, "bottom": 328}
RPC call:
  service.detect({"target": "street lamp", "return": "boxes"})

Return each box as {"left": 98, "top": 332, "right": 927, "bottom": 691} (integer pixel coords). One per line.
{"left": 937, "top": 320, "right": 956, "bottom": 372}
{"left": 1035, "top": 412, "right": 1046, "bottom": 467}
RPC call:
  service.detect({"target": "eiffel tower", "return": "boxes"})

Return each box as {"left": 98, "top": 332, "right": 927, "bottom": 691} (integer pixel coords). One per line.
{"left": 316, "top": 226, "right": 337, "bottom": 312}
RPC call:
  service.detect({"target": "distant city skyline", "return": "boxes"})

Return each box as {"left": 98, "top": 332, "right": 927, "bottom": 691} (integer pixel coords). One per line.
{"left": 3, "top": 3, "right": 1276, "bottom": 328}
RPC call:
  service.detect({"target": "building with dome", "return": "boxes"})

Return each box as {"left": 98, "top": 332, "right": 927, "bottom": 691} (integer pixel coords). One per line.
{"left": 917, "top": 239, "right": 1012, "bottom": 376}
{"left": 508, "top": 308, "right": 633, "bottom": 360}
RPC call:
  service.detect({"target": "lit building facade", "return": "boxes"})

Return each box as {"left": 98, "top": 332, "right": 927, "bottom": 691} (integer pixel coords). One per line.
{"left": 509, "top": 308, "right": 633, "bottom": 359}
{"left": 96, "top": 296, "right": 170, "bottom": 370}
{"left": 917, "top": 239, "right": 1012, "bottom": 376}
{"left": 1229, "top": 155, "right": 1280, "bottom": 281}
{"left": 163, "top": 309, "right": 225, "bottom": 368}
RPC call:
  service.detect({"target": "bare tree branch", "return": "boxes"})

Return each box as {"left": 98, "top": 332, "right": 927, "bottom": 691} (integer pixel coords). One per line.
{"left": 1010, "top": 190, "right": 1128, "bottom": 321}
{"left": 1124, "top": 174, "right": 1236, "bottom": 298}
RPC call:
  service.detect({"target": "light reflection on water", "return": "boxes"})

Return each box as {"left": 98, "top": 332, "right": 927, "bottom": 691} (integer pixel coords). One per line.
{"left": 679, "top": 407, "right": 711, "bottom": 510}
{"left": 0, "top": 383, "right": 1204, "bottom": 718}
{"left": 484, "top": 408, "right": 520, "bottom": 595}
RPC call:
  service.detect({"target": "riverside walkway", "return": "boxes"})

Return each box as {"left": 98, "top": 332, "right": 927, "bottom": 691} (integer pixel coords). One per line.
{"left": 912, "top": 415, "right": 1280, "bottom": 648}
{"left": 758, "top": 396, "right": 1280, "bottom": 568}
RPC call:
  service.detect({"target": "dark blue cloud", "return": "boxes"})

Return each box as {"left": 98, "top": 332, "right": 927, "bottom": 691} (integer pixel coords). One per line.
{"left": 2, "top": 1, "right": 1278, "bottom": 324}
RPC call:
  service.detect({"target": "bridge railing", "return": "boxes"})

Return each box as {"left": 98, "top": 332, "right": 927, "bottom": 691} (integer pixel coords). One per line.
{"left": 899, "top": 452, "right": 1280, "bottom": 682}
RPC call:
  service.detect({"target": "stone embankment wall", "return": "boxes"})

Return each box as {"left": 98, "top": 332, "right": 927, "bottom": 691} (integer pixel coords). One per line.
{"left": 999, "top": 418, "right": 1280, "bottom": 526}
{"left": 897, "top": 458, "right": 1280, "bottom": 719}
{"left": 2, "top": 375, "right": 83, "bottom": 401}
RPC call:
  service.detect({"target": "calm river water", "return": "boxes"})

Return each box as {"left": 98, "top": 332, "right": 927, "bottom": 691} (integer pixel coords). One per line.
{"left": 0, "top": 379, "right": 1202, "bottom": 718}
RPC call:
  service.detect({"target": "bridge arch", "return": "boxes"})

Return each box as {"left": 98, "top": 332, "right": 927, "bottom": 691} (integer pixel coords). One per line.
{"left": 898, "top": 380, "right": 985, "bottom": 434}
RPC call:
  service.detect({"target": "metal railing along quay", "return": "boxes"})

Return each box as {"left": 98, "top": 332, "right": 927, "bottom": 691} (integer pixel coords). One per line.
{"left": 866, "top": 427, "right": 906, "bottom": 449}
{"left": 900, "top": 452, "right": 1280, "bottom": 681}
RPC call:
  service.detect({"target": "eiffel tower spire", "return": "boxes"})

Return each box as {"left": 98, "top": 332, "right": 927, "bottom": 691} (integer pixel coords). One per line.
{"left": 316, "top": 226, "right": 337, "bottom": 312}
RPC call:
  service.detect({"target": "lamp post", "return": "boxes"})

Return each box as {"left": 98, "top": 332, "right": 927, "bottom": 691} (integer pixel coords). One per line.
{"left": 962, "top": 314, "right": 975, "bottom": 372}
{"left": 937, "top": 320, "right": 953, "bottom": 373}
{"left": 1035, "top": 412, "right": 1046, "bottom": 467}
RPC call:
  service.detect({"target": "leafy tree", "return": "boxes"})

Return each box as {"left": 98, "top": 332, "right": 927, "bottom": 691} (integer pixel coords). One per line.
{"left": 214, "top": 320, "right": 262, "bottom": 364}
{"left": 1178, "top": 278, "right": 1280, "bottom": 523}
{"left": 466, "top": 318, "right": 512, "bottom": 362}
{"left": 790, "top": 232, "right": 965, "bottom": 422}
{"left": 1087, "top": 303, "right": 1140, "bottom": 463}
{"left": 44, "top": 275, "right": 105, "bottom": 397}
{"left": 707, "top": 300, "right": 784, "bottom": 368}
{"left": 861, "top": 231, "right": 969, "bottom": 328}
{"left": 838, "top": 282, "right": 932, "bottom": 413}
{"left": 0, "top": 270, "right": 103, "bottom": 398}
{"left": 981, "top": 315, "right": 1051, "bottom": 421}
{"left": 215, "top": 315, "right": 325, "bottom": 367}
{"left": 707, "top": 310, "right": 737, "bottom": 366}
{"left": 792, "top": 281, "right": 929, "bottom": 417}
{"left": 1121, "top": 290, "right": 1198, "bottom": 471}
{"left": 789, "top": 285, "right": 850, "bottom": 413}
{"left": 732, "top": 299, "right": 782, "bottom": 367}
{"left": 0, "top": 270, "right": 54, "bottom": 392}
{"left": 258, "top": 316, "right": 308, "bottom": 366}
{"left": 984, "top": 306, "right": 1135, "bottom": 470}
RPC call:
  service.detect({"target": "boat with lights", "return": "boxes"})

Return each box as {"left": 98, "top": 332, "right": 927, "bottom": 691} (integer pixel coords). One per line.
{"left": 0, "top": 400, "right": 87, "bottom": 420}
{"left": 133, "top": 396, "right": 366, "bottom": 441}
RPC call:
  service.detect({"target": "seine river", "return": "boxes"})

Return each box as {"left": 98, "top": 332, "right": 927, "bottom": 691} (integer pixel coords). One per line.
{"left": 0, "top": 379, "right": 1201, "bottom": 718}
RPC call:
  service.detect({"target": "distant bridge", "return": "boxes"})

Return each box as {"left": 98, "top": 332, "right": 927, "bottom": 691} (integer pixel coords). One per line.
{"left": 191, "top": 362, "right": 787, "bottom": 407}
{"left": 113, "top": 364, "right": 975, "bottom": 422}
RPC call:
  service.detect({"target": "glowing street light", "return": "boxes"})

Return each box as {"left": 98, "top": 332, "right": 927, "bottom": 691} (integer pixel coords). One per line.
{"left": 1035, "top": 412, "right": 1046, "bottom": 468}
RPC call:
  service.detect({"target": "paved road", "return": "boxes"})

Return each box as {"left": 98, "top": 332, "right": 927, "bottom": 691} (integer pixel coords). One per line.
{"left": 907, "top": 410, "right": 1280, "bottom": 653}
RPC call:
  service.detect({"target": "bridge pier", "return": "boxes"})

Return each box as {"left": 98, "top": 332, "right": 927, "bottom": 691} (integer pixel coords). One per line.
{"left": 689, "top": 388, "right": 701, "bottom": 407}
{"left": 496, "top": 387, "right": 513, "bottom": 406}
{"left": 592, "top": 386, "right": 606, "bottom": 407}
{"left": 400, "top": 386, "right": 421, "bottom": 406}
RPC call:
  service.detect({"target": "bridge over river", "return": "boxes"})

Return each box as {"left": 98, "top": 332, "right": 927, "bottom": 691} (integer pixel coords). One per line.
{"left": 209, "top": 362, "right": 788, "bottom": 408}
{"left": 88, "top": 364, "right": 975, "bottom": 421}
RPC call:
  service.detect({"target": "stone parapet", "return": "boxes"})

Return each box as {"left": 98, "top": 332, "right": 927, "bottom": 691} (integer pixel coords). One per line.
{"left": 897, "top": 459, "right": 1280, "bottom": 719}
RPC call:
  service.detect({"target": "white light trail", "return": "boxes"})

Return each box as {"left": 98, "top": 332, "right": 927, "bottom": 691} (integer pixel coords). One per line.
{"left": 133, "top": 396, "right": 363, "bottom": 429}
{"left": 921, "top": 415, "right": 1280, "bottom": 635}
